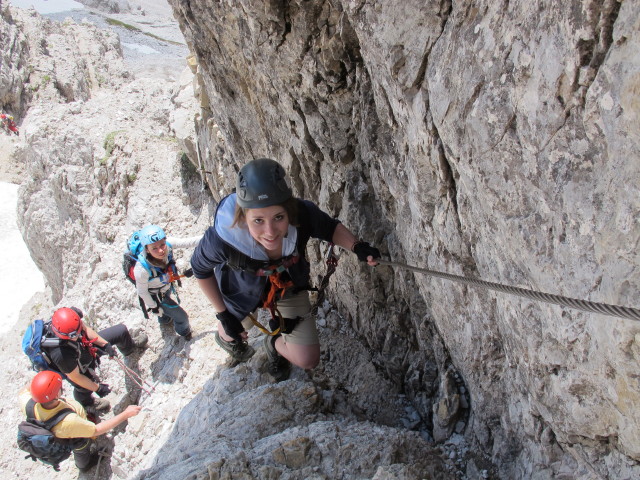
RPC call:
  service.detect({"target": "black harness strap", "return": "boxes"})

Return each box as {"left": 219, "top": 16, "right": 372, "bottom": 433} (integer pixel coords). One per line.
{"left": 25, "top": 399, "right": 74, "bottom": 430}
{"left": 226, "top": 245, "right": 300, "bottom": 276}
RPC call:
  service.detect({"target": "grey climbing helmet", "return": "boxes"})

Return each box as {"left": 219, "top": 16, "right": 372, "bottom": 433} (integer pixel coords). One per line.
{"left": 236, "top": 158, "right": 292, "bottom": 208}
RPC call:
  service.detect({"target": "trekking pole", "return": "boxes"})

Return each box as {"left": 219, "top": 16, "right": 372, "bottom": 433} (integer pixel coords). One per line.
{"left": 94, "top": 448, "right": 109, "bottom": 480}
{"left": 376, "top": 259, "right": 640, "bottom": 322}
{"left": 112, "top": 356, "right": 156, "bottom": 397}
{"left": 137, "top": 380, "right": 161, "bottom": 406}
{"left": 118, "top": 357, "right": 156, "bottom": 394}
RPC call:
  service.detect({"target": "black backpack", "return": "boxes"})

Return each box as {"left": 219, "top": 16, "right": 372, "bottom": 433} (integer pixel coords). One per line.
{"left": 17, "top": 399, "right": 75, "bottom": 471}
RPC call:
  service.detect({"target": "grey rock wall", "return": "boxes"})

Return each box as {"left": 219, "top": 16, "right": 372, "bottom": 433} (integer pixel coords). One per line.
{"left": 0, "top": 5, "right": 29, "bottom": 117}
{"left": 168, "top": 0, "right": 640, "bottom": 478}
{"left": 2, "top": 5, "right": 465, "bottom": 479}
{"left": 0, "top": 2, "right": 125, "bottom": 119}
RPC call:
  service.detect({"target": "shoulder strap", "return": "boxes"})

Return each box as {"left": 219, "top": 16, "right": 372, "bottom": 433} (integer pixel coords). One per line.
{"left": 226, "top": 245, "right": 248, "bottom": 271}
{"left": 26, "top": 399, "right": 74, "bottom": 430}
{"left": 225, "top": 244, "right": 270, "bottom": 274}
{"left": 140, "top": 254, "right": 175, "bottom": 279}
{"left": 25, "top": 399, "right": 37, "bottom": 422}
{"left": 135, "top": 254, "right": 154, "bottom": 277}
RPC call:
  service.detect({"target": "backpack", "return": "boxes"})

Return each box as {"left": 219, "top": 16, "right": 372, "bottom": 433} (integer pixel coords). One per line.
{"left": 122, "top": 230, "right": 179, "bottom": 318}
{"left": 22, "top": 320, "right": 63, "bottom": 374}
{"left": 17, "top": 399, "right": 75, "bottom": 471}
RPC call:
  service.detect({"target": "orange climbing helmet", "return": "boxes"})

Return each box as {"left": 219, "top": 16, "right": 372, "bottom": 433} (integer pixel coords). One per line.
{"left": 30, "top": 371, "right": 63, "bottom": 403}
{"left": 51, "top": 307, "right": 83, "bottom": 340}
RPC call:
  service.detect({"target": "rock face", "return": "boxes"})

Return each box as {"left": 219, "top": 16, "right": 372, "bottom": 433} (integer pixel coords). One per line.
{"left": 3, "top": 0, "right": 640, "bottom": 478}
{"left": 1, "top": 4, "right": 461, "bottom": 480}
{"left": 0, "top": 6, "right": 29, "bottom": 117}
{"left": 166, "top": 0, "right": 640, "bottom": 478}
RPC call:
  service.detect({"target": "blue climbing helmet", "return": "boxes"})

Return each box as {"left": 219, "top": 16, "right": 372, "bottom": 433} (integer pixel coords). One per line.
{"left": 140, "top": 224, "right": 166, "bottom": 246}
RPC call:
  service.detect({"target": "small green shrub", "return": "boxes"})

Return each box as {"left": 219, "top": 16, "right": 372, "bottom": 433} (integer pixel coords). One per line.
{"left": 102, "top": 131, "right": 124, "bottom": 164}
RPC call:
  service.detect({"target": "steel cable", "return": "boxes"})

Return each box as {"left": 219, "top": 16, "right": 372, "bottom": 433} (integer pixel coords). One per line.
{"left": 377, "top": 259, "right": 640, "bottom": 322}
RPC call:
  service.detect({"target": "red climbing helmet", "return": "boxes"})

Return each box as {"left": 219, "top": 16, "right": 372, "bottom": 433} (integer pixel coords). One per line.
{"left": 31, "top": 371, "right": 63, "bottom": 403}
{"left": 51, "top": 307, "right": 83, "bottom": 340}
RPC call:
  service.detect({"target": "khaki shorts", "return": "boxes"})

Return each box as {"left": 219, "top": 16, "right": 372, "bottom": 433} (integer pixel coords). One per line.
{"left": 240, "top": 290, "right": 318, "bottom": 345}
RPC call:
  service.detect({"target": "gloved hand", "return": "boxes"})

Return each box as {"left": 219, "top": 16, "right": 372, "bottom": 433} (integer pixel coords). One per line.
{"left": 183, "top": 268, "right": 194, "bottom": 278}
{"left": 100, "top": 343, "right": 117, "bottom": 358}
{"left": 148, "top": 306, "right": 161, "bottom": 315}
{"left": 216, "top": 310, "right": 245, "bottom": 343}
{"left": 352, "top": 241, "right": 381, "bottom": 262}
{"left": 96, "top": 383, "right": 111, "bottom": 398}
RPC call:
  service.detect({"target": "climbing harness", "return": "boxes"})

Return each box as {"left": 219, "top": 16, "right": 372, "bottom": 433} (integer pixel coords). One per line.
{"left": 248, "top": 243, "right": 340, "bottom": 335}
{"left": 80, "top": 334, "right": 100, "bottom": 359}
{"left": 250, "top": 270, "right": 294, "bottom": 336}
{"left": 230, "top": 252, "right": 299, "bottom": 335}
{"left": 113, "top": 356, "right": 156, "bottom": 398}
{"left": 376, "top": 259, "right": 640, "bottom": 321}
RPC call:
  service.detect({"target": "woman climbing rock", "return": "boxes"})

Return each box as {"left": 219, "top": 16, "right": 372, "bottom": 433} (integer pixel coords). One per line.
{"left": 133, "top": 224, "right": 201, "bottom": 341}
{"left": 191, "top": 158, "right": 380, "bottom": 381}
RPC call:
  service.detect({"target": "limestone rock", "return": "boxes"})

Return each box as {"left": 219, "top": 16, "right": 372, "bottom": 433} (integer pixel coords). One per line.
{"left": 4, "top": 0, "right": 640, "bottom": 478}
{"left": 1, "top": 4, "right": 458, "bottom": 479}
{"left": 168, "top": 0, "right": 640, "bottom": 478}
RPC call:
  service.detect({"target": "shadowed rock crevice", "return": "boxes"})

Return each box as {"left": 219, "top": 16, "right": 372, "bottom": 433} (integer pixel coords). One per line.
{"left": 572, "top": 0, "right": 621, "bottom": 105}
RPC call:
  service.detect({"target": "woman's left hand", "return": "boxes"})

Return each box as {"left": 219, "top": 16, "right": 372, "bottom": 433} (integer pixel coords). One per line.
{"left": 353, "top": 241, "right": 381, "bottom": 266}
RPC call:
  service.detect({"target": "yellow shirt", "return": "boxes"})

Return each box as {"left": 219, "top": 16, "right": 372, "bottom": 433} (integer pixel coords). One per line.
{"left": 19, "top": 391, "right": 97, "bottom": 439}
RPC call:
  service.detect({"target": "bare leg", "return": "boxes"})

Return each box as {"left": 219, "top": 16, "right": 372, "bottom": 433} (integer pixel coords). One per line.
{"left": 275, "top": 338, "right": 320, "bottom": 370}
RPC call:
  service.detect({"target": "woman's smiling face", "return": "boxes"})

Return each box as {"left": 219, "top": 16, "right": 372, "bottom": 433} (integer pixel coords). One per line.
{"left": 146, "top": 238, "right": 168, "bottom": 260}
{"left": 244, "top": 205, "right": 289, "bottom": 255}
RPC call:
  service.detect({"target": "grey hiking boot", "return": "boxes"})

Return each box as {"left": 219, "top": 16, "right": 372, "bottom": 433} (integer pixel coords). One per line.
{"left": 86, "top": 398, "right": 111, "bottom": 417}
{"left": 263, "top": 334, "right": 290, "bottom": 382}
{"left": 214, "top": 332, "right": 255, "bottom": 363}
{"left": 122, "top": 330, "right": 148, "bottom": 357}
{"left": 132, "top": 331, "right": 149, "bottom": 349}
{"left": 93, "top": 398, "right": 111, "bottom": 411}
